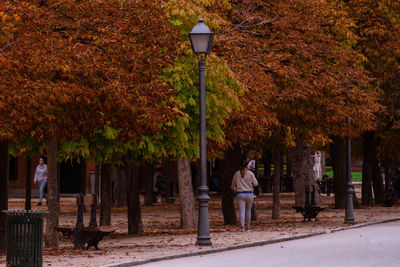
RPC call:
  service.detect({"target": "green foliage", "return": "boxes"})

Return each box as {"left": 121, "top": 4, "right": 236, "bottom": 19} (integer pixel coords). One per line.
{"left": 8, "top": 136, "right": 42, "bottom": 158}
{"left": 157, "top": 48, "right": 241, "bottom": 160}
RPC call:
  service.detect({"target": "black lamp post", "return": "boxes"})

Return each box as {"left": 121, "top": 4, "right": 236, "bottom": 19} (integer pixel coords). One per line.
{"left": 344, "top": 117, "right": 355, "bottom": 224}
{"left": 189, "top": 18, "right": 214, "bottom": 246}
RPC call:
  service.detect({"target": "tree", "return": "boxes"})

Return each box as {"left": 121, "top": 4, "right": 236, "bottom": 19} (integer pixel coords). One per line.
{"left": 45, "top": 141, "right": 59, "bottom": 247}
{"left": 1, "top": 0, "right": 182, "bottom": 244}
{"left": 272, "top": 148, "right": 281, "bottom": 219}
{"left": 206, "top": 0, "right": 378, "bottom": 213}
{"left": 362, "top": 131, "right": 385, "bottom": 204}
{"left": 100, "top": 163, "right": 112, "bottom": 226}
{"left": 126, "top": 162, "right": 143, "bottom": 234}
{"left": 177, "top": 159, "right": 196, "bottom": 228}
{"left": 336, "top": 0, "right": 400, "bottom": 204}
{"left": 141, "top": 162, "right": 154, "bottom": 207}
{"left": 330, "top": 136, "right": 346, "bottom": 208}
{"left": 220, "top": 144, "right": 242, "bottom": 225}
{"left": 0, "top": 9, "right": 29, "bottom": 252}
{"left": 162, "top": 0, "right": 379, "bottom": 221}
{"left": 0, "top": 141, "right": 8, "bottom": 253}
{"left": 110, "top": 164, "right": 127, "bottom": 208}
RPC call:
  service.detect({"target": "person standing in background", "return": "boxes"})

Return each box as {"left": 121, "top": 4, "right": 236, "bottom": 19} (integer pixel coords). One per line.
{"left": 231, "top": 159, "right": 258, "bottom": 232}
{"left": 34, "top": 157, "right": 47, "bottom": 205}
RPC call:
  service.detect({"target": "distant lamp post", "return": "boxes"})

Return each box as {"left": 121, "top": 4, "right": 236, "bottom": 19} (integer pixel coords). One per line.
{"left": 344, "top": 117, "right": 355, "bottom": 224}
{"left": 189, "top": 18, "right": 214, "bottom": 246}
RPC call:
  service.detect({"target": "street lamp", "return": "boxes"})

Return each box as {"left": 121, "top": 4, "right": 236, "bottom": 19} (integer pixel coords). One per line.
{"left": 189, "top": 18, "right": 214, "bottom": 246}
{"left": 344, "top": 117, "right": 355, "bottom": 224}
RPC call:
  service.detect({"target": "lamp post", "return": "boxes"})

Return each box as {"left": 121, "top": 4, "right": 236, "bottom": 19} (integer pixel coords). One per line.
{"left": 344, "top": 117, "right": 355, "bottom": 224}
{"left": 189, "top": 18, "right": 214, "bottom": 246}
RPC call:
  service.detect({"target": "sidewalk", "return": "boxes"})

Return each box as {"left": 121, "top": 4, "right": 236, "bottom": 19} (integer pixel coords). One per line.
{"left": 131, "top": 220, "right": 400, "bottom": 267}
{"left": 1, "top": 193, "right": 399, "bottom": 267}
{"left": 103, "top": 217, "right": 400, "bottom": 267}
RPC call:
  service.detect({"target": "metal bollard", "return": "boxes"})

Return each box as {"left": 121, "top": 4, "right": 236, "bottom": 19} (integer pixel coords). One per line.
{"left": 2, "top": 210, "right": 47, "bottom": 267}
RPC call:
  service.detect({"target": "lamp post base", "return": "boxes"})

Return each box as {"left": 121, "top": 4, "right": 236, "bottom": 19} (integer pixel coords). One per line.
{"left": 344, "top": 186, "right": 355, "bottom": 224}
{"left": 196, "top": 188, "right": 212, "bottom": 246}
{"left": 195, "top": 237, "right": 212, "bottom": 246}
{"left": 344, "top": 219, "right": 355, "bottom": 225}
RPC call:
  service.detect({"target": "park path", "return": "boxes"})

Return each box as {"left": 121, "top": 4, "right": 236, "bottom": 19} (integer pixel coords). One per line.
{"left": 140, "top": 221, "right": 400, "bottom": 267}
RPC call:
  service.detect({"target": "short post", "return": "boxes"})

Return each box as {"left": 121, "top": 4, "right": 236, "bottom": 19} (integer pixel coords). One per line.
{"left": 75, "top": 194, "right": 84, "bottom": 229}
{"left": 73, "top": 194, "right": 85, "bottom": 249}
{"left": 89, "top": 195, "right": 98, "bottom": 228}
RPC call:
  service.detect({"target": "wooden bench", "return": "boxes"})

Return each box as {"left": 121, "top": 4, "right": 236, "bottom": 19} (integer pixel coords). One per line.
{"left": 56, "top": 194, "right": 114, "bottom": 250}
{"left": 293, "top": 185, "right": 324, "bottom": 221}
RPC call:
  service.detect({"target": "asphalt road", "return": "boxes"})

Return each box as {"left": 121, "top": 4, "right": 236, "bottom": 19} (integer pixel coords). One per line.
{"left": 140, "top": 221, "right": 400, "bottom": 267}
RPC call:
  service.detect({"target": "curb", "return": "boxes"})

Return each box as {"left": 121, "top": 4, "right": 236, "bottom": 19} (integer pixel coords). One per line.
{"left": 102, "top": 217, "right": 400, "bottom": 267}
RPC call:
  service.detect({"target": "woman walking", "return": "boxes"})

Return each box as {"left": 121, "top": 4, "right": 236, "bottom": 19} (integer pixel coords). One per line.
{"left": 34, "top": 157, "right": 47, "bottom": 205}
{"left": 231, "top": 160, "right": 258, "bottom": 232}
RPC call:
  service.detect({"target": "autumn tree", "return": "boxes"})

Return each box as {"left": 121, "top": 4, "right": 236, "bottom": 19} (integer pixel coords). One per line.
{"left": 197, "top": 0, "right": 378, "bottom": 218}
{"left": 0, "top": 7, "right": 30, "bottom": 253}
{"left": 1, "top": 0, "right": 181, "bottom": 244}
{"left": 335, "top": 0, "right": 400, "bottom": 205}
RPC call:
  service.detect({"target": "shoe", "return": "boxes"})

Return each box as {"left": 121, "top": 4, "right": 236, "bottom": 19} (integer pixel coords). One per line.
{"left": 241, "top": 228, "right": 246, "bottom": 232}
{"left": 246, "top": 229, "right": 252, "bottom": 232}
{"left": 37, "top": 202, "right": 42, "bottom": 206}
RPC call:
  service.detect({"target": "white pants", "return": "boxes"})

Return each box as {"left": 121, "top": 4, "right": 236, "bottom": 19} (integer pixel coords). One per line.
{"left": 237, "top": 193, "right": 254, "bottom": 228}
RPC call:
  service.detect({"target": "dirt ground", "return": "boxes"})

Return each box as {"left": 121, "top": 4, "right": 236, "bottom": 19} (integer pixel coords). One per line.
{"left": 1, "top": 188, "right": 399, "bottom": 267}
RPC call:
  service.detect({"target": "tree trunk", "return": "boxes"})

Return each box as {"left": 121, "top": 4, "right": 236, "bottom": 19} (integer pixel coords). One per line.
{"left": 264, "top": 152, "right": 271, "bottom": 179}
{"left": 220, "top": 143, "right": 241, "bottom": 225}
{"left": 126, "top": 162, "right": 143, "bottom": 234}
{"left": 95, "top": 162, "right": 100, "bottom": 197}
{"left": 263, "top": 151, "right": 272, "bottom": 193}
{"left": 362, "top": 132, "right": 373, "bottom": 205}
{"left": 100, "top": 163, "right": 111, "bottom": 226}
{"left": 177, "top": 158, "right": 196, "bottom": 228}
{"left": 0, "top": 141, "right": 9, "bottom": 253}
{"left": 362, "top": 131, "right": 384, "bottom": 204}
{"left": 57, "top": 162, "right": 60, "bottom": 203}
{"left": 80, "top": 158, "right": 87, "bottom": 195}
{"left": 251, "top": 159, "right": 258, "bottom": 220}
{"left": 25, "top": 156, "right": 32, "bottom": 210}
{"left": 251, "top": 159, "right": 259, "bottom": 218}
{"left": 321, "top": 151, "right": 326, "bottom": 176}
{"left": 371, "top": 153, "right": 385, "bottom": 204}
{"left": 142, "top": 162, "right": 154, "bottom": 206}
{"left": 389, "top": 158, "right": 399, "bottom": 192}
{"left": 255, "top": 159, "right": 259, "bottom": 179}
{"left": 279, "top": 153, "right": 284, "bottom": 189}
{"left": 160, "top": 161, "right": 175, "bottom": 198}
{"left": 251, "top": 202, "right": 258, "bottom": 221}
{"left": 110, "top": 164, "right": 127, "bottom": 207}
{"left": 288, "top": 141, "right": 321, "bottom": 205}
{"left": 353, "top": 189, "right": 360, "bottom": 209}
{"left": 272, "top": 148, "right": 281, "bottom": 219}
{"left": 286, "top": 157, "right": 292, "bottom": 179}
{"left": 45, "top": 140, "right": 59, "bottom": 248}
{"left": 264, "top": 154, "right": 271, "bottom": 179}
{"left": 383, "top": 156, "right": 389, "bottom": 193}
{"left": 330, "top": 136, "right": 346, "bottom": 209}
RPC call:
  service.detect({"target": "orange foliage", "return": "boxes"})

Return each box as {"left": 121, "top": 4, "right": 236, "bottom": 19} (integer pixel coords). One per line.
{"left": 0, "top": 0, "right": 181, "bottom": 143}
{"left": 211, "top": 0, "right": 380, "bottom": 147}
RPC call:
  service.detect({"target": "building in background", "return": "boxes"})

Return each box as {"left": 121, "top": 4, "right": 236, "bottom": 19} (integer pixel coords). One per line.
{"left": 8, "top": 155, "right": 95, "bottom": 197}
